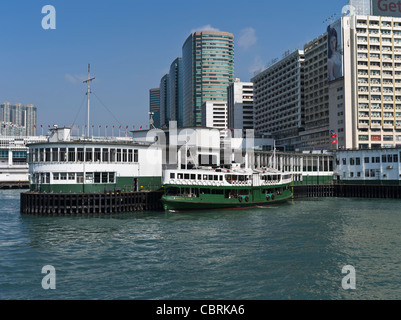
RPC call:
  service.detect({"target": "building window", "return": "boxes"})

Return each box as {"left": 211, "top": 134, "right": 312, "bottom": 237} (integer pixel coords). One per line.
{"left": 85, "top": 148, "right": 93, "bottom": 162}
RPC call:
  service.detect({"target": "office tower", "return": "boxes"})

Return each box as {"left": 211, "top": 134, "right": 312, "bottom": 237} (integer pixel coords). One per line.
{"left": 159, "top": 74, "right": 170, "bottom": 128}
{"left": 337, "top": 15, "right": 401, "bottom": 149}
{"left": 252, "top": 50, "right": 305, "bottom": 151}
{"left": 169, "top": 57, "right": 183, "bottom": 127}
{"left": 182, "top": 30, "right": 235, "bottom": 127}
{"left": 300, "top": 33, "right": 331, "bottom": 150}
{"left": 149, "top": 88, "right": 161, "bottom": 129}
{"left": 0, "top": 102, "right": 37, "bottom": 136}
{"left": 227, "top": 78, "right": 254, "bottom": 131}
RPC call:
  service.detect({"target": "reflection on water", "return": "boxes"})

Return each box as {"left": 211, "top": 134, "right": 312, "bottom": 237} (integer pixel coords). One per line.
{"left": 1, "top": 189, "right": 401, "bottom": 300}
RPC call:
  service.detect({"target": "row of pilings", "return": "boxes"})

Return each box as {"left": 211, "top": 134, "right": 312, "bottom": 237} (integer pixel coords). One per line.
{"left": 20, "top": 190, "right": 163, "bottom": 216}
{"left": 293, "top": 184, "right": 401, "bottom": 199}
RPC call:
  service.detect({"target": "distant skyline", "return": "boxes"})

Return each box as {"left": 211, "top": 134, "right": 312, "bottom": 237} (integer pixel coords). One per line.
{"left": 0, "top": 0, "right": 347, "bottom": 134}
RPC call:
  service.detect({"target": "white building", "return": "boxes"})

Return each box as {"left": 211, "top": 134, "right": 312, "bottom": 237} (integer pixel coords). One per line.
{"left": 201, "top": 101, "right": 228, "bottom": 138}
{"left": 336, "top": 15, "right": 401, "bottom": 149}
{"left": 227, "top": 78, "right": 254, "bottom": 131}
{"left": 335, "top": 148, "right": 401, "bottom": 184}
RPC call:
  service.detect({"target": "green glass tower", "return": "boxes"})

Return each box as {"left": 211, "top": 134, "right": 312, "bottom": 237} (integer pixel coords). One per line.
{"left": 182, "top": 30, "right": 234, "bottom": 127}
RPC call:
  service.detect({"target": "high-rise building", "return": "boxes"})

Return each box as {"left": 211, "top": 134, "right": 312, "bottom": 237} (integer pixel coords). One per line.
{"left": 300, "top": 33, "right": 331, "bottom": 150}
{"left": 201, "top": 101, "right": 228, "bottom": 138}
{"left": 159, "top": 74, "right": 170, "bottom": 128}
{"left": 169, "top": 57, "right": 183, "bottom": 127}
{"left": 252, "top": 50, "right": 305, "bottom": 151}
{"left": 227, "top": 78, "right": 254, "bottom": 131}
{"left": 149, "top": 88, "right": 161, "bottom": 129}
{"left": 0, "top": 102, "right": 37, "bottom": 136}
{"left": 182, "top": 30, "right": 235, "bottom": 127}
{"left": 337, "top": 15, "right": 401, "bottom": 149}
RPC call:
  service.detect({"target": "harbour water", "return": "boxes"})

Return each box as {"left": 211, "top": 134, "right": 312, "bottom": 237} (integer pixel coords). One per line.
{"left": 1, "top": 189, "right": 401, "bottom": 300}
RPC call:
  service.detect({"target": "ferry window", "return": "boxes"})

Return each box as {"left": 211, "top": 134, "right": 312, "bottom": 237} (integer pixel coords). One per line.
{"left": 40, "top": 148, "right": 45, "bottom": 162}
{"left": 128, "top": 149, "right": 133, "bottom": 162}
{"left": 86, "top": 173, "right": 93, "bottom": 183}
{"left": 102, "top": 172, "right": 108, "bottom": 183}
{"left": 94, "top": 148, "right": 101, "bottom": 162}
{"left": 123, "top": 149, "right": 127, "bottom": 162}
{"left": 178, "top": 173, "right": 183, "bottom": 179}
{"left": 226, "top": 175, "right": 231, "bottom": 182}
{"left": 110, "top": 149, "right": 116, "bottom": 162}
{"left": 134, "top": 149, "right": 138, "bottom": 162}
{"left": 108, "top": 172, "right": 115, "bottom": 183}
{"left": 53, "top": 173, "right": 59, "bottom": 181}
{"left": 220, "top": 176, "right": 223, "bottom": 181}
{"left": 77, "top": 148, "right": 84, "bottom": 162}
{"left": 184, "top": 174, "right": 190, "bottom": 179}
{"left": 94, "top": 172, "right": 101, "bottom": 183}
{"left": 52, "top": 148, "right": 58, "bottom": 162}
{"left": 382, "top": 155, "right": 387, "bottom": 163}
{"left": 45, "top": 148, "right": 51, "bottom": 162}
{"left": 86, "top": 148, "right": 93, "bottom": 162}
{"left": 170, "top": 173, "right": 175, "bottom": 179}
{"left": 200, "top": 189, "right": 211, "bottom": 194}
{"left": 60, "top": 148, "right": 66, "bottom": 162}
{"left": 209, "top": 175, "right": 213, "bottom": 181}
{"left": 198, "top": 174, "right": 202, "bottom": 180}
{"left": 117, "top": 149, "right": 122, "bottom": 162}
{"left": 203, "top": 174, "right": 208, "bottom": 180}
{"left": 388, "top": 155, "right": 393, "bottom": 163}
{"left": 394, "top": 154, "right": 399, "bottom": 162}
{"left": 68, "top": 173, "right": 75, "bottom": 180}
{"left": 376, "top": 157, "right": 380, "bottom": 163}
{"left": 214, "top": 175, "right": 218, "bottom": 181}
{"left": 212, "top": 189, "right": 224, "bottom": 195}
{"left": 102, "top": 148, "right": 109, "bottom": 162}
{"left": 68, "top": 148, "right": 76, "bottom": 162}
{"left": 77, "top": 173, "right": 83, "bottom": 184}
{"left": 60, "top": 173, "right": 67, "bottom": 180}
{"left": 191, "top": 174, "right": 196, "bottom": 180}
{"left": 45, "top": 173, "right": 50, "bottom": 184}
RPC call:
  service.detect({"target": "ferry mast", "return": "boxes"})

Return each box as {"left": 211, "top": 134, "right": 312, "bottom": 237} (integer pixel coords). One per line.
{"left": 83, "top": 64, "right": 95, "bottom": 137}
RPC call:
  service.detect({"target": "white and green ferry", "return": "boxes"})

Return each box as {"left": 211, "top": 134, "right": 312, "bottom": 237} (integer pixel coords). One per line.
{"left": 161, "top": 166, "right": 293, "bottom": 211}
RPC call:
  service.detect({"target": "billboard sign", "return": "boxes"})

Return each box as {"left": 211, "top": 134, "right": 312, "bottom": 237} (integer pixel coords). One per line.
{"left": 371, "top": 0, "right": 401, "bottom": 17}
{"left": 327, "top": 20, "right": 344, "bottom": 82}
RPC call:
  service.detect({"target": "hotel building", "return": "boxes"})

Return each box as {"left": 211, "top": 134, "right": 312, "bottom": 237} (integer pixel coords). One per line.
{"left": 182, "top": 30, "right": 235, "bottom": 127}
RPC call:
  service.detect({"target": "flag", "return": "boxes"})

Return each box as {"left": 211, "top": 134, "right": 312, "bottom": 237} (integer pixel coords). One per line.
{"left": 331, "top": 133, "right": 337, "bottom": 138}
{"left": 140, "top": 126, "right": 142, "bottom": 130}
{"left": 332, "top": 140, "right": 338, "bottom": 144}
{"left": 126, "top": 125, "right": 128, "bottom": 129}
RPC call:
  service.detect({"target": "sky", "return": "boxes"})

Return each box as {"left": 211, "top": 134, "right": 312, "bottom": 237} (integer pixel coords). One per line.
{"left": 0, "top": 0, "right": 348, "bottom": 134}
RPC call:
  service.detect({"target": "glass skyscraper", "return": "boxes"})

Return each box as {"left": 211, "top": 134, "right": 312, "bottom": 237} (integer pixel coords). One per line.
{"left": 182, "top": 30, "right": 234, "bottom": 127}
{"left": 0, "top": 102, "right": 37, "bottom": 136}
{"left": 149, "top": 88, "right": 161, "bottom": 129}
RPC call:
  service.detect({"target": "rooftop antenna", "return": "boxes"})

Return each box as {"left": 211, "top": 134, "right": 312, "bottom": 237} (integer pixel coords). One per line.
{"left": 83, "top": 64, "right": 95, "bottom": 137}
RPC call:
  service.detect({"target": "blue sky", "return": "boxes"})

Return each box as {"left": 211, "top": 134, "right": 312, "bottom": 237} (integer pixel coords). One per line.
{"left": 0, "top": 0, "right": 347, "bottom": 133}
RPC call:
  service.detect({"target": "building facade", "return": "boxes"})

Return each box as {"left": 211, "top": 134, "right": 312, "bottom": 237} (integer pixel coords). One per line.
{"left": 252, "top": 50, "right": 305, "bottom": 151}
{"left": 301, "top": 33, "right": 331, "bottom": 150}
{"left": 341, "top": 15, "right": 401, "bottom": 149}
{"left": 182, "top": 30, "right": 235, "bottom": 127}
{"left": 159, "top": 74, "right": 170, "bottom": 128}
{"left": 227, "top": 78, "right": 254, "bottom": 131}
{"left": 201, "top": 101, "right": 228, "bottom": 138}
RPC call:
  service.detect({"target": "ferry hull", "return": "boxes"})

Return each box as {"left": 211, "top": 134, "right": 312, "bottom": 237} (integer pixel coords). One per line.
{"left": 161, "top": 194, "right": 292, "bottom": 211}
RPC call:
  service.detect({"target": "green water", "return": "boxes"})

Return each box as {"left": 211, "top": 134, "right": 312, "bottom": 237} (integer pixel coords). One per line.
{"left": 1, "top": 190, "right": 400, "bottom": 300}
